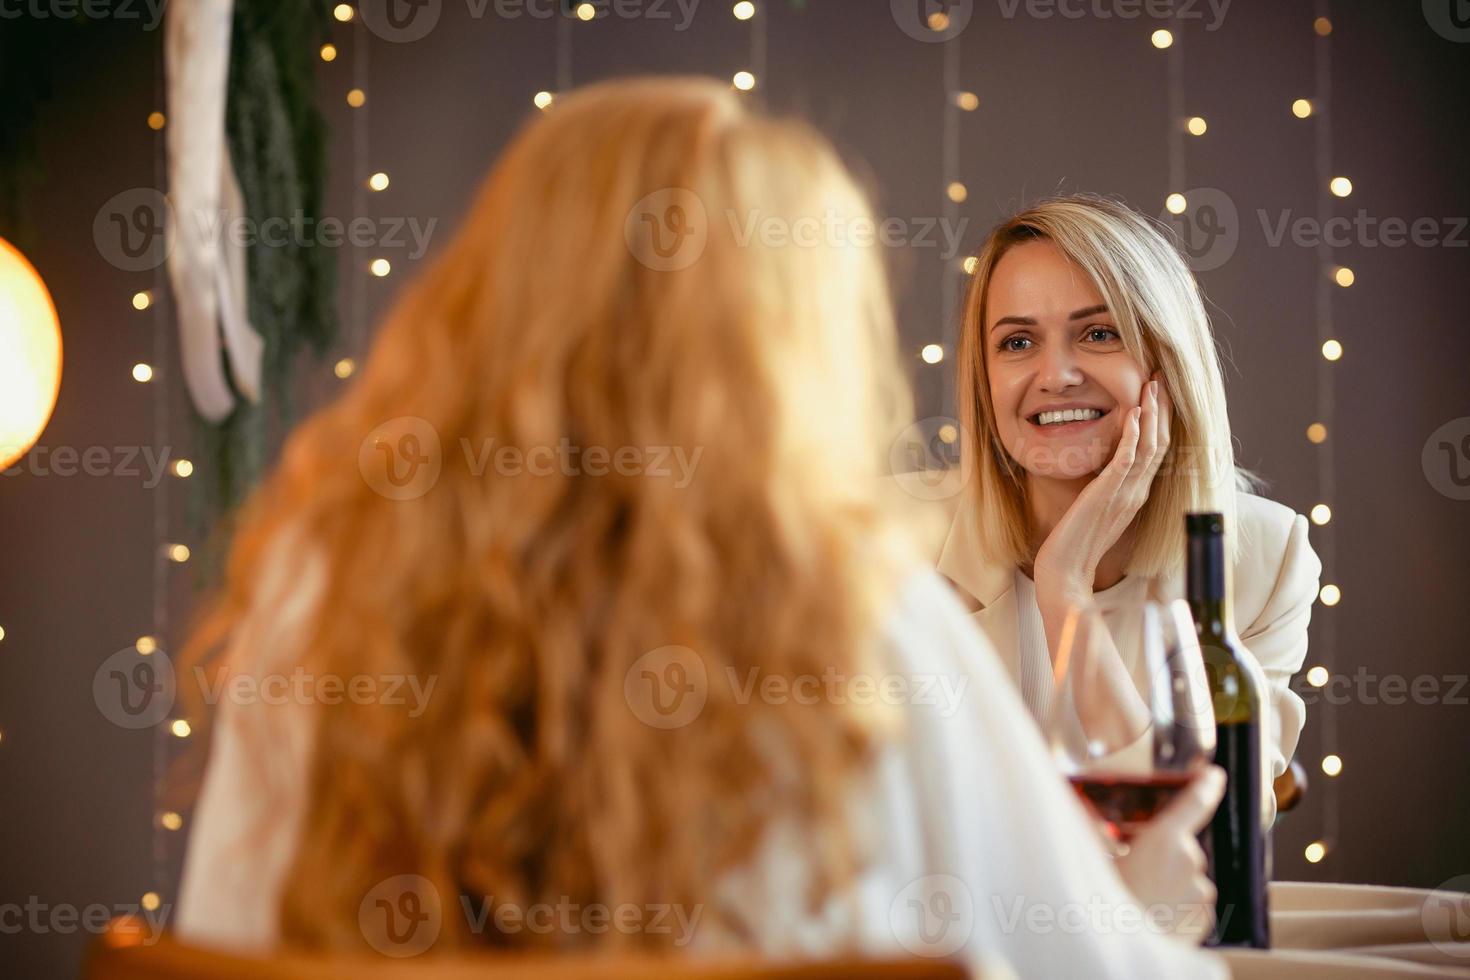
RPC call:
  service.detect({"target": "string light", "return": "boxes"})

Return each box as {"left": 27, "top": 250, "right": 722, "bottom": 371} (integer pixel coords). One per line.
{"left": 368, "top": 172, "right": 390, "bottom": 191}
{"left": 946, "top": 181, "right": 967, "bottom": 203}
{"left": 132, "top": 291, "right": 152, "bottom": 311}
{"left": 955, "top": 91, "right": 979, "bottom": 111}
{"left": 1307, "top": 1, "right": 1342, "bottom": 869}
{"left": 320, "top": 43, "right": 338, "bottom": 62}
{"left": 939, "top": 424, "right": 958, "bottom": 445}
{"left": 1321, "top": 754, "right": 1343, "bottom": 777}
{"left": 575, "top": 2, "right": 595, "bottom": 20}
{"left": 166, "top": 543, "right": 191, "bottom": 563}
{"left": 732, "top": 71, "right": 756, "bottom": 91}
{"left": 921, "top": 344, "right": 945, "bottom": 365}
{"left": 1186, "top": 116, "right": 1207, "bottom": 136}
{"left": 131, "top": 363, "right": 154, "bottom": 383}
{"left": 0, "top": 625, "right": 5, "bottom": 642}
{"left": 962, "top": 256, "right": 979, "bottom": 275}
{"left": 369, "top": 258, "right": 392, "bottom": 278}
{"left": 147, "top": 111, "right": 166, "bottom": 131}
{"left": 533, "top": 90, "right": 555, "bottom": 110}
{"left": 135, "top": 636, "right": 158, "bottom": 655}
{"left": 160, "top": 812, "right": 183, "bottom": 831}
{"left": 1165, "top": 193, "right": 1187, "bottom": 215}
{"left": 333, "top": 3, "right": 354, "bottom": 22}
{"left": 346, "top": 88, "right": 366, "bottom": 108}
{"left": 733, "top": 1, "right": 755, "bottom": 20}
{"left": 141, "top": 892, "right": 161, "bottom": 911}
{"left": 334, "top": 357, "right": 356, "bottom": 379}
{"left": 169, "top": 719, "right": 192, "bottom": 738}
{"left": 1151, "top": 29, "right": 1174, "bottom": 48}
{"left": 927, "top": 10, "right": 951, "bottom": 31}
{"left": 170, "top": 459, "right": 193, "bottom": 478}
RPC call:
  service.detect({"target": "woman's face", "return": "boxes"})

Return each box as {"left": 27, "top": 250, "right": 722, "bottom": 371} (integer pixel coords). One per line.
{"left": 983, "top": 239, "right": 1150, "bottom": 482}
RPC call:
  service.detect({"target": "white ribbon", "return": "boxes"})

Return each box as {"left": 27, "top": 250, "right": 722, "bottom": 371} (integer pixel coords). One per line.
{"left": 164, "top": 0, "right": 264, "bottom": 422}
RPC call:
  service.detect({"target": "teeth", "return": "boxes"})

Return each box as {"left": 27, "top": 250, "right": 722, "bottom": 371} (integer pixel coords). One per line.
{"left": 1036, "top": 408, "right": 1103, "bottom": 425}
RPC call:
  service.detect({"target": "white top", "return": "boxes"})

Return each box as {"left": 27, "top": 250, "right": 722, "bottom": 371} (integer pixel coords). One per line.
{"left": 926, "top": 487, "right": 1321, "bottom": 786}
{"left": 177, "top": 565, "right": 1225, "bottom": 979}
{"left": 1011, "top": 569, "right": 1157, "bottom": 730}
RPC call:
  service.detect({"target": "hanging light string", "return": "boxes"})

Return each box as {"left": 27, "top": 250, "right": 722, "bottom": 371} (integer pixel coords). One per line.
{"left": 149, "top": 26, "right": 170, "bottom": 911}
{"left": 558, "top": 5, "right": 573, "bottom": 94}
{"left": 352, "top": 6, "right": 371, "bottom": 359}
{"left": 1311, "top": 0, "right": 1340, "bottom": 863}
{"left": 1167, "top": 12, "right": 1185, "bottom": 197}
{"left": 748, "top": 1, "right": 766, "bottom": 103}
{"left": 939, "top": 31, "right": 961, "bottom": 401}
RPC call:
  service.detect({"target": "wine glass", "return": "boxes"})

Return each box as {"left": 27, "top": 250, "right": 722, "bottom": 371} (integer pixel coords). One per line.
{"left": 1048, "top": 599, "right": 1216, "bottom": 848}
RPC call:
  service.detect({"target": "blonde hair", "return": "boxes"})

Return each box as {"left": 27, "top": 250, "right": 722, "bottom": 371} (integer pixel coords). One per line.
{"left": 182, "top": 77, "right": 918, "bottom": 951}
{"left": 956, "top": 194, "right": 1251, "bottom": 577}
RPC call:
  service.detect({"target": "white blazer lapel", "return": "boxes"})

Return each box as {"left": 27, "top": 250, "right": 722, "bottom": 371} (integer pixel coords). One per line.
{"left": 935, "top": 494, "right": 1021, "bottom": 678}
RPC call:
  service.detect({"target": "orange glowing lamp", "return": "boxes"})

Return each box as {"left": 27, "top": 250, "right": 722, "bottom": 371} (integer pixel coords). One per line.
{"left": 0, "top": 237, "right": 62, "bottom": 469}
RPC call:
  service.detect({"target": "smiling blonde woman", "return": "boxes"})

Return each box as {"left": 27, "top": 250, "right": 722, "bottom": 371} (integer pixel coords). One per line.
{"left": 176, "top": 86, "right": 1226, "bottom": 977}
{"left": 916, "top": 195, "right": 1321, "bottom": 805}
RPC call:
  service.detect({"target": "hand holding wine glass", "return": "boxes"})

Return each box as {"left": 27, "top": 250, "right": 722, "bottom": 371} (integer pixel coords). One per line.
{"left": 1050, "top": 600, "right": 1222, "bottom": 938}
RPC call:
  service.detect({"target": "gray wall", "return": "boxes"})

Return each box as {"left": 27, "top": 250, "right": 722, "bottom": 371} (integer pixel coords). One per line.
{"left": 2, "top": 1, "right": 1467, "bottom": 974}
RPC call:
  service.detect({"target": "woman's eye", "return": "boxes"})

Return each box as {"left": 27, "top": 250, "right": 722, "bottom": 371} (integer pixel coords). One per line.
{"left": 1084, "top": 327, "right": 1119, "bottom": 343}
{"left": 1000, "top": 335, "right": 1032, "bottom": 352}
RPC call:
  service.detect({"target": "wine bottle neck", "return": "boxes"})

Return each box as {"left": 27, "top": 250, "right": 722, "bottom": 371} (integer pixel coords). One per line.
{"left": 1186, "top": 516, "right": 1236, "bottom": 637}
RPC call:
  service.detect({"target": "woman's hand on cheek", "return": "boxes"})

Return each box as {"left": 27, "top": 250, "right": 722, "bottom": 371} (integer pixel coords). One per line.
{"left": 1032, "top": 374, "right": 1172, "bottom": 612}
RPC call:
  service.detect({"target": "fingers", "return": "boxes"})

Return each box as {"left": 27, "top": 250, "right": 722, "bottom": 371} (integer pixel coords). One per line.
{"left": 1153, "top": 372, "right": 1173, "bottom": 453}
{"left": 1120, "top": 376, "right": 1170, "bottom": 503}
{"left": 1154, "top": 765, "right": 1227, "bottom": 836}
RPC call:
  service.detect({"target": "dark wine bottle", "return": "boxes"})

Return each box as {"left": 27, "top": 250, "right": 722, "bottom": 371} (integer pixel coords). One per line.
{"left": 1186, "top": 512, "right": 1271, "bottom": 949}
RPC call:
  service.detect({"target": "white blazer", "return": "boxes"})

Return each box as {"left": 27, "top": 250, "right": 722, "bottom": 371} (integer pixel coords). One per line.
{"left": 897, "top": 471, "right": 1321, "bottom": 785}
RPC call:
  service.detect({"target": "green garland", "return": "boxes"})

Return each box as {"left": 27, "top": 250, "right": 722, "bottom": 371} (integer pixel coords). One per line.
{"left": 193, "top": 0, "right": 337, "bottom": 555}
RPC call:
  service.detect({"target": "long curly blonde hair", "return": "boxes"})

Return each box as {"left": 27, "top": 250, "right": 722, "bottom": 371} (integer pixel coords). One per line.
{"left": 182, "top": 76, "right": 920, "bottom": 953}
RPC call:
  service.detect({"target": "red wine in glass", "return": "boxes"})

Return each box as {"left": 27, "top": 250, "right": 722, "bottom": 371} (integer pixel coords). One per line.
{"left": 1068, "top": 769, "right": 1194, "bottom": 843}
